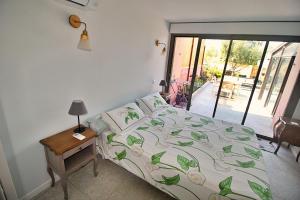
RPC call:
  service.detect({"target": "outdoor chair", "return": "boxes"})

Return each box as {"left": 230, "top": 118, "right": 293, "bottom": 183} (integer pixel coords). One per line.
{"left": 273, "top": 116, "right": 300, "bottom": 162}
{"left": 220, "top": 81, "right": 234, "bottom": 98}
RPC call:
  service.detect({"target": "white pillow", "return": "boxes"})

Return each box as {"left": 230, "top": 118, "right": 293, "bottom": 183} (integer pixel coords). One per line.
{"left": 85, "top": 114, "right": 109, "bottom": 135}
{"left": 136, "top": 99, "right": 152, "bottom": 115}
{"left": 101, "top": 103, "right": 145, "bottom": 134}
{"left": 139, "top": 92, "right": 168, "bottom": 113}
{"left": 101, "top": 112, "right": 122, "bottom": 134}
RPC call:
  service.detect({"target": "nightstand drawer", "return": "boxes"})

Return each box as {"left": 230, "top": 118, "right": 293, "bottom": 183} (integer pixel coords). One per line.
{"left": 63, "top": 139, "right": 94, "bottom": 159}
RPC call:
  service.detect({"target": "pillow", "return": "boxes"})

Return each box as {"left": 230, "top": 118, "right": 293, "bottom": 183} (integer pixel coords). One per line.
{"left": 85, "top": 114, "right": 109, "bottom": 135}
{"left": 101, "top": 103, "right": 145, "bottom": 134}
{"left": 139, "top": 92, "right": 168, "bottom": 113}
{"left": 136, "top": 99, "right": 152, "bottom": 115}
{"left": 101, "top": 112, "right": 122, "bottom": 134}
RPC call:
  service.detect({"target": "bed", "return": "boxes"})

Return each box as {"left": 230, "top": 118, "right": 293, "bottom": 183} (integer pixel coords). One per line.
{"left": 93, "top": 93, "right": 272, "bottom": 200}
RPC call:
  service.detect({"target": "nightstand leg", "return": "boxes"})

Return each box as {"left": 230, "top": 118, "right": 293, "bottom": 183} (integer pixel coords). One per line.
{"left": 61, "top": 176, "right": 68, "bottom": 200}
{"left": 92, "top": 142, "right": 98, "bottom": 177}
{"left": 93, "top": 158, "right": 98, "bottom": 177}
{"left": 47, "top": 166, "right": 55, "bottom": 187}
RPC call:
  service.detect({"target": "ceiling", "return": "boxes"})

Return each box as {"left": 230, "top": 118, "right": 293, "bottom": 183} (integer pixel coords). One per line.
{"left": 144, "top": 0, "right": 300, "bottom": 22}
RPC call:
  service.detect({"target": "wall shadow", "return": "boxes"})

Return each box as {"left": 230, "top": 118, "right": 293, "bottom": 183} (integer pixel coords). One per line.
{"left": 0, "top": 99, "right": 24, "bottom": 197}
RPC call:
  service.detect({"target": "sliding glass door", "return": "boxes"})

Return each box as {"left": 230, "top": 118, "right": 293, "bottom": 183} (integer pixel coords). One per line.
{"left": 214, "top": 40, "right": 266, "bottom": 124}
{"left": 189, "top": 39, "right": 230, "bottom": 116}
{"left": 244, "top": 42, "right": 299, "bottom": 137}
{"left": 266, "top": 43, "right": 298, "bottom": 110}
{"left": 166, "top": 35, "right": 299, "bottom": 138}
{"left": 167, "top": 36, "right": 200, "bottom": 109}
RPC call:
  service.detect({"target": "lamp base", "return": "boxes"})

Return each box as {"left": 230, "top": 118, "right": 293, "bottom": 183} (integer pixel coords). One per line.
{"left": 69, "top": 15, "right": 81, "bottom": 28}
{"left": 73, "top": 126, "right": 86, "bottom": 133}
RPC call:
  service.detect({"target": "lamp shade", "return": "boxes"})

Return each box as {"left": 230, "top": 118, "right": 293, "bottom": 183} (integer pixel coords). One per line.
{"left": 159, "top": 80, "right": 167, "bottom": 86}
{"left": 68, "top": 100, "right": 88, "bottom": 116}
{"left": 77, "top": 30, "right": 91, "bottom": 51}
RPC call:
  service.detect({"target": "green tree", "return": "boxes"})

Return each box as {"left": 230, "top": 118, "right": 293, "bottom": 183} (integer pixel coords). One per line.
{"left": 221, "top": 41, "right": 263, "bottom": 75}
{"left": 204, "top": 47, "right": 218, "bottom": 64}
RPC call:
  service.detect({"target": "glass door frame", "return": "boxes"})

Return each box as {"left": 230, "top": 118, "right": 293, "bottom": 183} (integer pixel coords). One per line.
{"left": 210, "top": 40, "right": 269, "bottom": 125}
{"left": 165, "top": 36, "right": 202, "bottom": 110}
{"left": 186, "top": 38, "right": 202, "bottom": 109}
{"left": 271, "top": 55, "right": 296, "bottom": 115}
{"left": 211, "top": 40, "right": 233, "bottom": 118}
{"left": 166, "top": 34, "right": 300, "bottom": 139}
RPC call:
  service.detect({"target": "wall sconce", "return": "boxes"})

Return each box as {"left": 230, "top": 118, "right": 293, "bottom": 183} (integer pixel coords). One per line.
{"left": 155, "top": 39, "right": 166, "bottom": 54}
{"left": 69, "top": 15, "right": 91, "bottom": 51}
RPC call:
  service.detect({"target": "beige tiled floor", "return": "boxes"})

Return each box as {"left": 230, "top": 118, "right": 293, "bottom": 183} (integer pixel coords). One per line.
{"left": 33, "top": 156, "right": 172, "bottom": 200}
{"left": 190, "top": 82, "right": 274, "bottom": 138}
{"left": 33, "top": 144, "right": 300, "bottom": 200}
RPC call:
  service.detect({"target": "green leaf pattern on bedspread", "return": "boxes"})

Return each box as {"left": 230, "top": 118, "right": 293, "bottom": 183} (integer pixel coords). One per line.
{"left": 151, "top": 151, "right": 166, "bottom": 165}
{"left": 153, "top": 96, "right": 166, "bottom": 108}
{"left": 125, "top": 107, "right": 139, "bottom": 124}
{"left": 104, "top": 106, "right": 272, "bottom": 200}
{"left": 248, "top": 181, "right": 272, "bottom": 200}
{"left": 127, "top": 135, "right": 143, "bottom": 146}
{"left": 218, "top": 176, "right": 233, "bottom": 196}
{"left": 177, "top": 155, "right": 196, "bottom": 171}
{"left": 177, "top": 141, "right": 194, "bottom": 147}
{"left": 191, "top": 131, "right": 208, "bottom": 141}
{"left": 171, "top": 129, "right": 183, "bottom": 136}
{"left": 245, "top": 147, "right": 263, "bottom": 160}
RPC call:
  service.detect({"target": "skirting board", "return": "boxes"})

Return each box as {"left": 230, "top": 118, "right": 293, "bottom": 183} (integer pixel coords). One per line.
{"left": 20, "top": 174, "right": 60, "bottom": 200}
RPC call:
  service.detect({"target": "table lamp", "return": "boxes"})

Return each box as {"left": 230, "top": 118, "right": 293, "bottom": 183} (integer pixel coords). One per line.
{"left": 68, "top": 100, "right": 88, "bottom": 133}
{"left": 159, "top": 80, "right": 167, "bottom": 93}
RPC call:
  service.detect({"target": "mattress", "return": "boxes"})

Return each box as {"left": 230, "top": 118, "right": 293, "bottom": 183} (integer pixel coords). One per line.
{"left": 97, "top": 106, "right": 272, "bottom": 200}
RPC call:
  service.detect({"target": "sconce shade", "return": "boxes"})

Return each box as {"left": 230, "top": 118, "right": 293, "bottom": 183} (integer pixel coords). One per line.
{"left": 78, "top": 30, "right": 91, "bottom": 51}
{"left": 68, "top": 100, "right": 88, "bottom": 116}
{"left": 69, "top": 15, "right": 91, "bottom": 51}
{"left": 159, "top": 80, "right": 167, "bottom": 86}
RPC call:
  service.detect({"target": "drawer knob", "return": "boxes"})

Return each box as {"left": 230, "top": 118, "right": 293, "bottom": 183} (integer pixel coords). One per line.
{"left": 79, "top": 147, "right": 82, "bottom": 150}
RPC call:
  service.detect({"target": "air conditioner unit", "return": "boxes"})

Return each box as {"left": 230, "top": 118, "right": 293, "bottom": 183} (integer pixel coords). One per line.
{"left": 64, "top": 0, "right": 99, "bottom": 10}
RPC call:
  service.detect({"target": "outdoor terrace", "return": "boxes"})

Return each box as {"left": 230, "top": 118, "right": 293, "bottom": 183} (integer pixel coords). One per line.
{"left": 190, "top": 81, "right": 274, "bottom": 138}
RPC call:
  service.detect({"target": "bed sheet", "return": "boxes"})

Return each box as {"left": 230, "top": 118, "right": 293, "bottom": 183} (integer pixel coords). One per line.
{"left": 98, "top": 107, "right": 272, "bottom": 200}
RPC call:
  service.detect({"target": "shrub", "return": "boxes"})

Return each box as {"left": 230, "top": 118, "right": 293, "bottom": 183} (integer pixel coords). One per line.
{"left": 205, "top": 67, "right": 222, "bottom": 79}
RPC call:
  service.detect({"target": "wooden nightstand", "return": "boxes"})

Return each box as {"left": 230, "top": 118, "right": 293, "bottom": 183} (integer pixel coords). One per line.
{"left": 40, "top": 127, "right": 98, "bottom": 200}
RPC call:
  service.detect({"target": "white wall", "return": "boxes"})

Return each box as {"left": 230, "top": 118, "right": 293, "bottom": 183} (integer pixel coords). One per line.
{"left": 0, "top": 0, "right": 168, "bottom": 198}
{"left": 148, "top": 0, "right": 300, "bottom": 22}
{"left": 0, "top": 137, "right": 18, "bottom": 200}
{"left": 1, "top": 0, "right": 300, "bottom": 198}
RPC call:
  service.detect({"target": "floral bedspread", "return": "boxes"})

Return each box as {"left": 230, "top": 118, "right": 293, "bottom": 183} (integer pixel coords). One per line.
{"left": 99, "top": 106, "right": 272, "bottom": 200}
